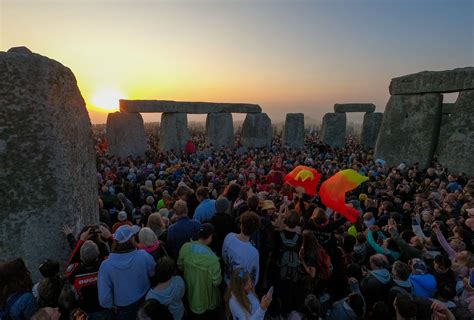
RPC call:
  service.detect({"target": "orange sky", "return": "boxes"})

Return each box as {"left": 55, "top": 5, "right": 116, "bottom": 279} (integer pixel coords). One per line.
{"left": 1, "top": 1, "right": 472, "bottom": 124}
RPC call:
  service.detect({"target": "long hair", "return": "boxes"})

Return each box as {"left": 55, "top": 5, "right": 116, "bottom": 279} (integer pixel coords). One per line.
{"left": 0, "top": 258, "right": 33, "bottom": 305}
{"left": 225, "top": 269, "right": 252, "bottom": 315}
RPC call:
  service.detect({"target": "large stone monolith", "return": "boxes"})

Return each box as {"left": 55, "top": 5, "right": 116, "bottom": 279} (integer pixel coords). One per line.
{"left": 321, "top": 113, "right": 346, "bottom": 148}
{"left": 106, "top": 112, "right": 147, "bottom": 157}
{"left": 283, "top": 113, "right": 305, "bottom": 149}
{"left": 159, "top": 113, "right": 189, "bottom": 152}
{"left": 374, "top": 94, "right": 442, "bottom": 168}
{"left": 437, "top": 91, "right": 474, "bottom": 176}
{"left": 435, "top": 103, "right": 456, "bottom": 155}
{"left": 205, "top": 113, "right": 234, "bottom": 148}
{"left": 241, "top": 113, "right": 272, "bottom": 148}
{"left": 361, "top": 112, "right": 383, "bottom": 149}
{"left": 0, "top": 47, "right": 98, "bottom": 278}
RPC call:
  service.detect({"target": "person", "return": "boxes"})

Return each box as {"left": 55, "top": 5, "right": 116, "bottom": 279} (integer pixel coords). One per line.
{"left": 137, "top": 299, "right": 173, "bottom": 320}
{"left": 210, "top": 197, "right": 236, "bottom": 256}
{"left": 393, "top": 295, "right": 417, "bottom": 320}
{"left": 35, "top": 259, "right": 77, "bottom": 317}
{"left": 360, "top": 254, "right": 391, "bottom": 309}
{"left": 222, "top": 211, "right": 261, "bottom": 285}
{"left": 0, "top": 258, "right": 39, "bottom": 320}
{"left": 31, "top": 307, "right": 61, "bottom": 320}
{"left": 386, "top": 261, "right": 415, "bottom": 312}
{"left": 137, "top": 227, "right": 168, "bottom": 261}
{"left": 145, "top": 257, "right": 185, "bottom": 320}
{"left": 193, "top": 187, "right": 216, "bottom": 223}
{"left": 177, "top": 223, "right": 222, "bottom": 318}
{"left": 112, "top": 211, "right": 133, "bottom": 233}
{"left": 225, "top": 269, "right": 273, "bottom": 320}
{"left": 167, "top": 200, "right": 201, "bottom": 258}
{"left": 66, "top": 240, "right": 111, "bottom": 319}
{"left": 408, "top": 258, "right": 437, "bottom": 298}
{"left": 98, "top": 225, "right": 155, "bottom": 320}
{"left": 326, "top": 292, "right": 365, "bottom": 320}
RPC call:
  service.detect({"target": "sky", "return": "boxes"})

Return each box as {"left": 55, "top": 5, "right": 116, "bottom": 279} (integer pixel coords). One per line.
{"left": 1, "top": 0, "right": 473, "bottom": 124}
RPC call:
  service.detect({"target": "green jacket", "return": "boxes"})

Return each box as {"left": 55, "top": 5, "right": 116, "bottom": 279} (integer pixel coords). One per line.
{"left": 177, "top": 241, "right": 222, "bottom": 314}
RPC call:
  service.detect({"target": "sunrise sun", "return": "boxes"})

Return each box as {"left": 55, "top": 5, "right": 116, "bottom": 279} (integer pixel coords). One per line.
{"left": 91, "top": 87, "right": 125, "bottom": 111}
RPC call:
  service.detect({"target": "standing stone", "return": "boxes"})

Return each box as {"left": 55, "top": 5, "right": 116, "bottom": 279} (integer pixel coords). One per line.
{"left": 205, "top": 113, "right": 234, "bottom": 148}
{"left": 437, "top": 90, "right": 474, "bottom": 176}
{"left": 159, "top": 113, "right": 189, "bottom": 152}
{"left": 321, "top": 113, "right": 346, "bottom": 148}
{"left": 283, "top": 113, "right": 305, "bottom": 149}
{"left": 435, "top": 103, "right": 456, "bottom": 155}
{"left": 241, "top": 113, "right": 272, "bottom": 148}
{"left": 361, "top": 112, "right": 383, "bottom": 149}
{"left": 106, "top": 112, "right": 147, "bottom": 157}
{"left": 374, "top": 94, "right": 442, "bottom": 168}
{"left": 0, "top": 47, "right": 98, "bottom": 278}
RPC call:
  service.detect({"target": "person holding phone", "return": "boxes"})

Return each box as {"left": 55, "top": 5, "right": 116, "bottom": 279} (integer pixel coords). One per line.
{"left": 225, "top": 269, "right": 272, "bottom": 320}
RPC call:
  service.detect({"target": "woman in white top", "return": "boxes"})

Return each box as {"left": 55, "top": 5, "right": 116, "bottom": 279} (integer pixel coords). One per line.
{"left": 225, "top": 269, "right": 273, "bottom": 320}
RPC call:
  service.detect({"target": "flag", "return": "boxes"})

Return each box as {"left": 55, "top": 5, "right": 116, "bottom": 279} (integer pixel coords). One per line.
{"left": 284, "top": 165, "right": 321, "bottom": 196}
{"left": 319, "top": 169, "right": 368, "bottom": 222}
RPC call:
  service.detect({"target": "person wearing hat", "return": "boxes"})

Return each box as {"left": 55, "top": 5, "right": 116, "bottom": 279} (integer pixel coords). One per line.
{"left": 98, "top": 225, "right": 156, "bottom": 320}
{"left": 177, "top": 223, "right": 222, "bottom": 318}
{"left": 66, "top": 240, "right": 111, "bottom": 319}
{"left": 111, "top": 211, "right": 133, "bottom": 233}
{"left": 409, "top": 258, "right": 437, "bottom": 298}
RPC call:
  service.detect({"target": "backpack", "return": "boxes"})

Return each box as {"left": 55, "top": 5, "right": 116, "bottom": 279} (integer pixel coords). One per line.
{"left": 278, "top": 232, "right": 300, "bottom": 282}
{"left": 0, "top": 292, "right": 25, "bottom": 320}
{"left": 316, "top": 245, "right": 332, "bottom": 281}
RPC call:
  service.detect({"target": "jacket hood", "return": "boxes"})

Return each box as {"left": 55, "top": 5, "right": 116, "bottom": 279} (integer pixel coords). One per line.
{"left": 107, "top": 250, "right": 143, "bottom": 270}
{"left": 371, "top": 269, "right": 391, "bottom": 284}
{"left": 148, "top": 276, "right": 182, "bottom": 305}
{"left": 410, "top": 274, "right": 437, "bottom": 297}
{"left": 186, "top": 242, "right": 219, "bottom": 267}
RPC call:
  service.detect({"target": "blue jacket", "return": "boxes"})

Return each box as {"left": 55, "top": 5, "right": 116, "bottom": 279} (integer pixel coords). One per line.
{"left": 410, "top": 274, "right": 437, "bottom": 298}
{"left": 168, "top": 216, "right": 201, "bottom": 257}
{"left": 4, "top": 292, "right": 38, "bottom": 320}
{"left": 193, "top": 199, "right": 216, "bottom": 222}
{"left": 146, "top": 276, "right": 185, "bottom": 320}
{"left": 98, "top": 250, "right": 155, "bottom": 308}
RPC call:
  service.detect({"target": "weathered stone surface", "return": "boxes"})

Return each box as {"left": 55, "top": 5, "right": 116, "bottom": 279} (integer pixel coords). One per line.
{"left": 106, "top": 112, "right": 147, "bottom": 157}
{"left": 442, "top": 103, "right": 455, "bottom": 114}
{"left": 361, "top": 112, "right": 383, "bottom": 149}
{"left": 205, "top": 113, "right": 234, "bottom": 148}
{"left": 159, "top": 113, "right": 189, "bottom": 152}
{"left": 334, "top": 103, "right": 376, "bottom": 113}
{"left": 437, "top": 90, "right": 474, "bottom": 176}
{"left": 120, "top": 99, "right": 261, "bottom": 114}
{"left": 374, "top": 94, "right": 442, "bottom": 168}
{"left": 240, "top": 113, "right": 272, "bottom": 148}
{"left": 321, "top": 113, "right": 346, "bottom": 148}
{"left": 283, "top": 113, "right": 305, "bottom": 149}
{"left": 390, "top": 67, "right": 474, "bottom": 95}
{"left": 0, "top": 47, "right": 98, "bottom": 279}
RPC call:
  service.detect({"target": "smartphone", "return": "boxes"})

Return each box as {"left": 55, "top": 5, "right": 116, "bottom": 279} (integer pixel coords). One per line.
{"left": 267, "top": 286, "right": 274, "bottom": 295}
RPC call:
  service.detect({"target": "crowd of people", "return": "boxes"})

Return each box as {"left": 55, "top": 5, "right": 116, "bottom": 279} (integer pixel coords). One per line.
{"left": 1, "top": 130, "right": 474, "bottom": 320}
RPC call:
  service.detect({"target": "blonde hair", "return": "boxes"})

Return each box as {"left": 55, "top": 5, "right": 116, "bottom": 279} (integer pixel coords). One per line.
{"left": 225, "top": 269, "right": 252, "bottom": 315}
{"left": 139, "top": 227, "right": 158, "bottom": 247}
